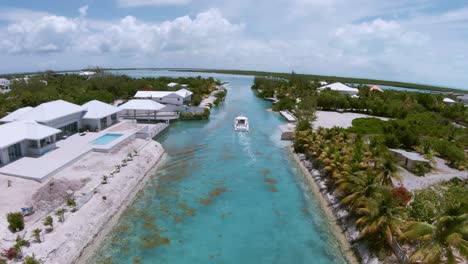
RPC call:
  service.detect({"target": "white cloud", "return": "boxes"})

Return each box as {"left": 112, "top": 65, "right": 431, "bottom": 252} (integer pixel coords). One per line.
{"left": 79, "top": 5, "right": 88, "bottom": 17}
{"left": 0, "top": 2, "right": 468, "bottom": 88}
{"left": 0, "top": 8, "right": 243, "bottom": 58}
{"left": 116, "top": 0, "right": 191, "bottom": 7}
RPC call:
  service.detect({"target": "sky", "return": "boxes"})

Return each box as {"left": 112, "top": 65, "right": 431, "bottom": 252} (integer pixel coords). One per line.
{"left": 0, "top": 0, "right": 468, "bottom": 88}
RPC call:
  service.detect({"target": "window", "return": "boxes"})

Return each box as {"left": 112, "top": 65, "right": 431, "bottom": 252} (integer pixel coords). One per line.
{"left": 8, "top": 143, "right": 22, "bottom": 161}
{"left": 57, "top": 122, "right": 78, "bottom": 138}
{"left": 100, "top": 117, "right": 107, "bottom": 129}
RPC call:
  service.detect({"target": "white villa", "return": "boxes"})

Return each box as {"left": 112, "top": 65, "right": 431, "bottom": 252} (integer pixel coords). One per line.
{"left": 318, "top": 82, "right": 359, "bottom": 96}
{"left": 0, "top": 99, "right": 123, "bottom": 166}
{"left": 0, "top": 121, "right": 61, "bottom": 166}
{"left": 134, "top": 88, "right": 193, "bottom": 106}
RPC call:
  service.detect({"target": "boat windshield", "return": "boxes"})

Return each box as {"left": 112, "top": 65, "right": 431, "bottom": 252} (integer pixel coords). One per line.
{"left": 237, "top": 120, "right": 246, "bottom": 125}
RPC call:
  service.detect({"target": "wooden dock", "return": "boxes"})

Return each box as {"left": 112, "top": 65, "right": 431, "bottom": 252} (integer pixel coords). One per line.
{"left": 280, "top": 111, "right": 297, "bottom": 122}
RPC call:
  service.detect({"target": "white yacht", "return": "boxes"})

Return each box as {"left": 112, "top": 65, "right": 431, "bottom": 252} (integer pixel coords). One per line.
{"left": 234, "top": 115, "right": 249, "bottom": 132}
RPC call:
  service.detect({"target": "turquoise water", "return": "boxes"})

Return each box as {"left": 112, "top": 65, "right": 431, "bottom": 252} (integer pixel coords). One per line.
{"left": 91, "top": 133, "right": 123, "bottom": 145}
{"left": 90, "top": 72, "right": 347, "bottom": 264}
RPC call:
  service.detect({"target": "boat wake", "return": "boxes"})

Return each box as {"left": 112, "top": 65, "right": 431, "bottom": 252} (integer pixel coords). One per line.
{"left": 237, "top": 132, "right": 256, "bottom": 165}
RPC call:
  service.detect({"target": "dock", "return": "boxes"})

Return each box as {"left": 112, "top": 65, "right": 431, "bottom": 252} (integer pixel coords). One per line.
{"left": 280, "top": 110, "right": 297, "bottom": 122}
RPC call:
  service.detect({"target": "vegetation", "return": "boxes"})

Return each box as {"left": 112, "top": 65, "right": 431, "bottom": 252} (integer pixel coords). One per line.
{"left": 180, "top": 108, "right": 210, "bottom": 120}
{"left": 55, "top": 208, "right": 66, "bottom": 223}
{"left": 6, "top": 212, "right": 24, "bottom": 232}
{"left": 32, "top": 229, "right": 42, "bottom": 243}
{"left": 43, "top": 216, "right": 53, "bottom": 232}
{"left": 294, "top": 127, "right": 467, "bottom": 262}
{"left": 213, "top": 90, "right": 227, "bottom": 106}
{"left": 67, "top": 198, "right": 76, "bottom": 208}
{"left": 0, "top": 72, "right": 219, "bottom": 118}
{"left": 252, "top": 72, "right": 467, "bottom": 169}
{"left": 184, "top": 69, "right": 468, "bottom": 93}
{"left": 23, "top": 254, "right": 43, "bottom": 264}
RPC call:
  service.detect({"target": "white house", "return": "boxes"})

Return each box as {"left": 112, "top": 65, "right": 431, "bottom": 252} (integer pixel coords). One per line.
{"left": 443, "top": 98, "right": 456, "bottom": 104}
{"left": 134, "top": 88, "right": 193, "bottom": 106}
{"left": 0, "top": 78, "right": 10, "bottom": 93}
{"left": 456, "top": 95, "right": 468, "bottom": 105}
{"left": 0, "top": 121, "right": 61, "bottom": 166}
{"left": 167, "top": 82, "right": 178, "bottom": 87}
{"left": 318, "top": 82, "right": 359, "bottom": 96}
{"left": 82, "top": 100, "right": 121, "bottom": 131}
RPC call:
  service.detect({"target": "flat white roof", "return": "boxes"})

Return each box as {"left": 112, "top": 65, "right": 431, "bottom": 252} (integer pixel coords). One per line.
{"left": 167, "top": 82, "right": 178, "bottom": 87}
{"left": 5, "top": 100, "right": 86, "bottom": 123}
{"left": 443, "top": 98, "right": 456, "bottom": 103}
{"left": 118, "top": 99, "right": 166, "bottom": 111}
{"left": 82, "top": 100, "right": 121, "bottom": 119}
{"left": 0, "top": 107, "right": 34, "bottom": 123}
{"left": 319, "top": 82, "right": 359, "bottom": 93}
{"left": 0, "top": 121, "right": 61, "bottom": 148}
{"left": 390, "top": 149, "right": 429, "bottom": 162}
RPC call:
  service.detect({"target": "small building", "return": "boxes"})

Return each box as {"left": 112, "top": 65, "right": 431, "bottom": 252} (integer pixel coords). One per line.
{"left": 456, "top": 95, "right": 468, "bottom": 104}
{"left": 319, "top": 81, "right": 327, "bottom": 86}
{"left": 0, "top": 121, "right": 61, "bottom": 166}
{"left": 443, "top": 97, "right": 456, "bottom": 104}
{"left": 318, "top": 82, "right": 359, "bottom": 96}
{"left": 82, "top": 100, "right": 121, "bottom": 131}
{"left": 134, "top": 88, "right": 193, "bottom": 106}
{"left": 369, "top": 85, "right": 384, "bottom": 93}
{"left": 167, "top": 82, "right": 178, "bottom": 88}
{"left": 389, "top": 149, "right": 431, "bottom": 173}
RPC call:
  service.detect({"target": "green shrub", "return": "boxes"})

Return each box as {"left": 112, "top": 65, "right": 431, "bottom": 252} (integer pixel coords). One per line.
{"left": 409, "top": 189, "right": 443, "bottom": 223}
{"left": 432, "top": 139, "right": 465, "bottom": 167}
{"left": 23, "top": 254, "right": 43, "bottom": 264}
{"left": 296, "top": 120, "right": 312, "bottom": 131}
{"left": 6, "top": 212, "right": 24, "bottom": 232}
{"left": 349, "top": 118, "right": 385, "bottom": 135}
{"left": 272, "top": 98, "right": 295, "bottom": 111}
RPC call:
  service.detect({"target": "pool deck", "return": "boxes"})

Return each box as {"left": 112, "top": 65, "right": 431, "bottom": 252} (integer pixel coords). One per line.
{"left": 0, "top": 121, "right": 168, "bottom": 182}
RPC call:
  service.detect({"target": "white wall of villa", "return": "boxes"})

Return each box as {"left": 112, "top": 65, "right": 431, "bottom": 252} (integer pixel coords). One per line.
{"left": 82, "top": 114, "right": 118, "bottom": 131}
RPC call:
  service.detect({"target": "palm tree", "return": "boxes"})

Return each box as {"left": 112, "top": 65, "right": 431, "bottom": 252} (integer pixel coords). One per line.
{"left": 355, "top": 187, "right": 406, "bottom": 244}
{"left": 55, "top": 209, "right": 66, "bottom": 223}
{"left": 403, "top": 213, "right": 468, "bottom": 263}
{"left": 338, "top": 170, "right": 380, "bottom": 210}
{"left": 32, "top": 229, "right": 41, "bottom": 243}
{"left": 375, "top": 152, "right": 402, "bottom": 186}
{"left": 43, "top": 216, "right": 53, "bottom": 233}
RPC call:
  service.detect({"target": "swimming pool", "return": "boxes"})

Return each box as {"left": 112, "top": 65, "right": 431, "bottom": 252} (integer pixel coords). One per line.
{"left": 91, "top": 133, "right": 123, "bottom": 145}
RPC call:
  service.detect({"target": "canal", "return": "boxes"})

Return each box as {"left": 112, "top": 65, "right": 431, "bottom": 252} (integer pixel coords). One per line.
{"left": 90, "top": 71, "right": 346, "bottom": 264}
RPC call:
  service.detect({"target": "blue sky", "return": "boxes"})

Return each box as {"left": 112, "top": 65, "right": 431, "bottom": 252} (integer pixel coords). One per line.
{"left": 0, "top": 0, "right": 468, "bottom": 88}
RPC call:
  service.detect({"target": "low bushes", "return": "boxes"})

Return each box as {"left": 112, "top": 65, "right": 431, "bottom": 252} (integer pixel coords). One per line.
{"left": 7, "top": 212, "right": 24, "bottom": 232}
